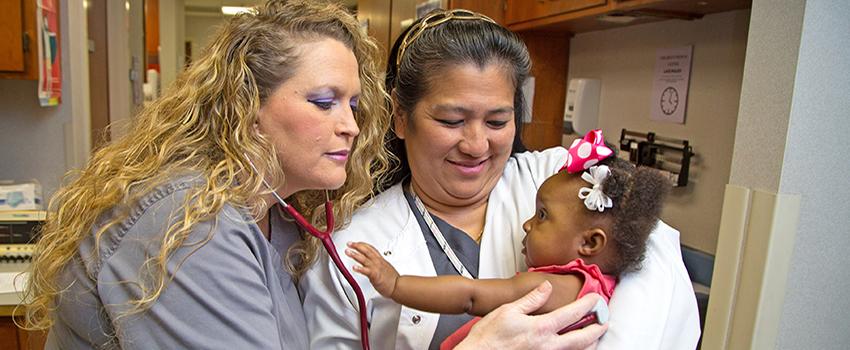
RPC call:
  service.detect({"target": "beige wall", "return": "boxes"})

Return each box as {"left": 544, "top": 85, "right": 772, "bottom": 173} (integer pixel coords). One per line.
{"left": 728, "top": 3, "right": 804, "bottom": 192}
{"left": 185, "top": 14, "right": 227, "bottom": 66}
{"left": 565, "top": 10, "right": 750, "bottom": 254}
{"left": 705, "top": 1, "right": 850, "bottom": 348}
{"left": 106, "top": 0, "right": 145, "bottom": 139}
{"left": 159, "top": 0, "right": 186, "bottom": 90}
{"left": 772, "top": 0, "right": 850, "bottom": 347}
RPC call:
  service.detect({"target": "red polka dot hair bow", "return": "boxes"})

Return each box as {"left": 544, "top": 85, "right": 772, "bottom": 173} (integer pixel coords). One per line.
{"left": 560, "top": 129, "right": 614, "bottom": 174}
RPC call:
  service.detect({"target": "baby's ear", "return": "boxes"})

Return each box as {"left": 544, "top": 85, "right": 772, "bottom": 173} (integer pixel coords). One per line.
{"left": 578, "top": 228, "right": 607, "bottom": 256}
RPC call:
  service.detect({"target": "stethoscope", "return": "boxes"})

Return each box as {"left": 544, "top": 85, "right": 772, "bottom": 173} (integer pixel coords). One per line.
{"left": 245, "top": 156, "right": 371, "bottom": 350}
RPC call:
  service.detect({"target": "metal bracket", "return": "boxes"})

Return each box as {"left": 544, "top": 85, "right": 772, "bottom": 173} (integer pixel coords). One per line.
{"left": 619, "top": 128, "right": 695, "bottom": 187}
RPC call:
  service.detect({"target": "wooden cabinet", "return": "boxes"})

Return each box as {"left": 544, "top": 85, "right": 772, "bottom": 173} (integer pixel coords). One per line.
{"left": 0, "top": 0, "right": 26, "bottom": 73}
{"left": 0, "top": 312, "right": 46, "bottom": 350}
{"left": 448, "top": 0, "right": 506, "bottom": 24}
{"left": 505, "top": 0, "right": 751, "bottom": 32}
{"left": 0, "top": 0, "right": 38, "bottom": 80}
{"left": 506, "top": 0, "right": 606, "bottom": 25}
{"left": 0, "top": 317, "right": 19, "bottom": 350}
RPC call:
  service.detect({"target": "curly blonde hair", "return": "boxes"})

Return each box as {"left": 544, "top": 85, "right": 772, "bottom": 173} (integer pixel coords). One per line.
{"left": 24, "top": 0, "right": 391, "bottom": 331}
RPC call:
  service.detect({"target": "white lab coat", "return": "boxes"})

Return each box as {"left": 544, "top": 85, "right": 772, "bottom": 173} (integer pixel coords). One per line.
{"left": 299, "top": 147, "right": 700, "bottom": 349}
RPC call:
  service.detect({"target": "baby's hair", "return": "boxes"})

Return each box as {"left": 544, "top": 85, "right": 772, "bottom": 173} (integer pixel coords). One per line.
{"left": 593, "top": 157, "right": 670, "bottom": 275}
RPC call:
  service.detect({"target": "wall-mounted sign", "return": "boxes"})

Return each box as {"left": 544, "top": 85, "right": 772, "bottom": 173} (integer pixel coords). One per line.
{"left": 650, "top": 46, "right": 692, "bottom": 124}
{"left": 38, "top": 0, "right": 61, "bottom": 107}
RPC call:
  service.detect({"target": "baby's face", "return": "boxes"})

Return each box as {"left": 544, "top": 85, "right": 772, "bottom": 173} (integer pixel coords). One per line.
{"left": 521, "top": 172, "right": 589, "bottom": 268}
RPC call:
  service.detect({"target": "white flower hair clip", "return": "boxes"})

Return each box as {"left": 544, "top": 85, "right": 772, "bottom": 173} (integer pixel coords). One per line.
{"left": 578, "top": 165, "right": 613, "bottom": 212}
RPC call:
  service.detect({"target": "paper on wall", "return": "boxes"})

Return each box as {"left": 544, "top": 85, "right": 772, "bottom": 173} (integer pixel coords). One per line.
{"left": 650, "top": 46, "right": 693, "bottom": 124}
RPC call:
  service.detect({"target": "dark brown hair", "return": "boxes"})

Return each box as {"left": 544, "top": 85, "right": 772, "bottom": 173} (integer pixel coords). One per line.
{"left": 383, "top": 9, "right": 531, "bottom": 187}
{"left": 594, "top": 157, "right": 671, "bottom": 275}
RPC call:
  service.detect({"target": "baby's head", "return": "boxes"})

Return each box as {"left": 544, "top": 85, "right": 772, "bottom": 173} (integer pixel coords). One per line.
{"left": 522, "top": 154, "right": 670, "bottom": 276}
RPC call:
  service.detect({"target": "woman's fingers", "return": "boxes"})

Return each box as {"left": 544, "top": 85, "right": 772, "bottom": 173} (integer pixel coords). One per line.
{"left": 505, "top": 280, "right": 554, "bottom": 315}
{"left": 541, "top": 293, "right": 607, "bottom": 350}
{"left": 542, "top": 293, "right": 602, "bottom": 330}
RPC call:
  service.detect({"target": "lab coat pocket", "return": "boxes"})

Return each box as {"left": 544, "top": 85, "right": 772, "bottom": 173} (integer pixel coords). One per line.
{"left": 395, "top": 306, "right": 439, "bottom": 350}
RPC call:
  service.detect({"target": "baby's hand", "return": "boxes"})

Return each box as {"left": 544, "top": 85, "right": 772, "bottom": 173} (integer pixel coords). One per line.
{"left": 345, "top": 242, "right": 400, "bottom": 298}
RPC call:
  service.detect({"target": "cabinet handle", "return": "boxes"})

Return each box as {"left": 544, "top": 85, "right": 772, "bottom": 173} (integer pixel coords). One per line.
{"left": 22, "top": 33, "right": 30, "bottom": 53}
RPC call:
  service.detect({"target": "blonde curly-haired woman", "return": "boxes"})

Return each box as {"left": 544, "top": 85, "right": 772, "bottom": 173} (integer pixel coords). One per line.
{"left": 24, "top": 1, "right": 390, "bottom": 348}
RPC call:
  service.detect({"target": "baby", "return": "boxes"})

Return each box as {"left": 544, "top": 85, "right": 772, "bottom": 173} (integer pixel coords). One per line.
{"left": 346, "top": 130, "right": 670, "bottom": 348}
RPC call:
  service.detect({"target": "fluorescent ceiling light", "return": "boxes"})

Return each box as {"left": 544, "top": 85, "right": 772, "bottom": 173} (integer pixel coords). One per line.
{"left": 221, "top": 6, "right": 254, "bottom": 15}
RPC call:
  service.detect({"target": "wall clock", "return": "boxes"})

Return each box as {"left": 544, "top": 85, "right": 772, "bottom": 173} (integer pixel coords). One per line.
{"left": 660, "top": 86, "right": 679, "bottom": 115}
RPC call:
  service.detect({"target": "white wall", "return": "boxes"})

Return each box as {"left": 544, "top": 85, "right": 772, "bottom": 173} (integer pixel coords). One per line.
{"left": 704, "top": 0, "right": 850, "bottom": 348}
{"left": 567, "top": 10, "right": 750, "bottom": 254}
{"left": 774, "top": 1, "right": 850, "bottom": 348}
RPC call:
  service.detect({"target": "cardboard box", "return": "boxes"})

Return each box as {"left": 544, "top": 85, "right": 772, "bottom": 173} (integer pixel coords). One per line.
{"left": 0, "top": 183, "right": 43, "bottom": 211}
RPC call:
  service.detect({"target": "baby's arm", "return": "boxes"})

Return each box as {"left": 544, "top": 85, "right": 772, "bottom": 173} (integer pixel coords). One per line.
{"left": 346, "top": 242, "right": 583, "bottom": 316}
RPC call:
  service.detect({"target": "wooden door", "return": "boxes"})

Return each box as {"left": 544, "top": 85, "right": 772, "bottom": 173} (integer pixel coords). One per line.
{"left": 88, "top": 0, "right": 111, "bottom": 148}
{"left": 356, "top": 0, "right": 392, "bottom": 66}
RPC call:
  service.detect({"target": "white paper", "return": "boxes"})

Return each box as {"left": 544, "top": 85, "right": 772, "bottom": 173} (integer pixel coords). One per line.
{"left": 0, "top": 272, "right": 27, "bottom": 294}
{"left": 650, "top": 46, "right": 693, "bottom": 124}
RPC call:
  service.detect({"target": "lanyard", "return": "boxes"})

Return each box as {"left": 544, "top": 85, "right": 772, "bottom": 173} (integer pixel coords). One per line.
{"left": 407, "top": 183, "right": 474, "bottom": 279}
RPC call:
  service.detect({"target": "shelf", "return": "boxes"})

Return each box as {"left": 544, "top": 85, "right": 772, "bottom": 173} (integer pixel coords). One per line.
{"left": 0, "top": 212, "right": 45, "bottom": 223}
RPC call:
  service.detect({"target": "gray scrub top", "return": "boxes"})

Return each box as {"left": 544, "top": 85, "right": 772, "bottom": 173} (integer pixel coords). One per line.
{"left": 402, "top": 190, "right": 480, "bottom": 350}
{"left": 46, "top": 178, "right": 309, "bottom": 349}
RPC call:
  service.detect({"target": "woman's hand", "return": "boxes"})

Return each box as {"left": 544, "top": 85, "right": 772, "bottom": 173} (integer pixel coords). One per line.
{"left": 455, "top": 281, "right": 607, "bottom": 350}
{"left": 345, "top": 242, "right": 400, "bottom": 297}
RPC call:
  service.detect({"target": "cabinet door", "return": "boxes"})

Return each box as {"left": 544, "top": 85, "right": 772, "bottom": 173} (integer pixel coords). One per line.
{"left": 0, "top": 0, "right": 26, "bottom": 72}
{"left": 448, "top": 0, "right": 506, "bottom": 24}
{"left": 0, "top": 0, "right": 38, "bottom": 80}
{"left": 0, "top": 317, "right": 20, "bottom": 350}
{"left": 506, "top": 0, "right": 607, "bottom": 25}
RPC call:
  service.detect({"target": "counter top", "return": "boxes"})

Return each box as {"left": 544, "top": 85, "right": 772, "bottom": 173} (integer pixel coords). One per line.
{"left": 0, "top": 262, "right": 29, "bottom": 316}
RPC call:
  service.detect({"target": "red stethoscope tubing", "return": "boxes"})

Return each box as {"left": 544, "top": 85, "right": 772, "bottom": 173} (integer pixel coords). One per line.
{"left": 280, "top": 202, "right": 371, "bottom": 350}
{"left": 245, "top": 155, "right": 370, "bottom": 349}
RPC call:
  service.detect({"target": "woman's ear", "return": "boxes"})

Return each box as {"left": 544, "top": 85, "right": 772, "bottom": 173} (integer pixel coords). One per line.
{"left": 391, "top": 92, "right": 407, "bottom": 140}
{"left": 578, "top": 228, "right": 607, "bottom": 256}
